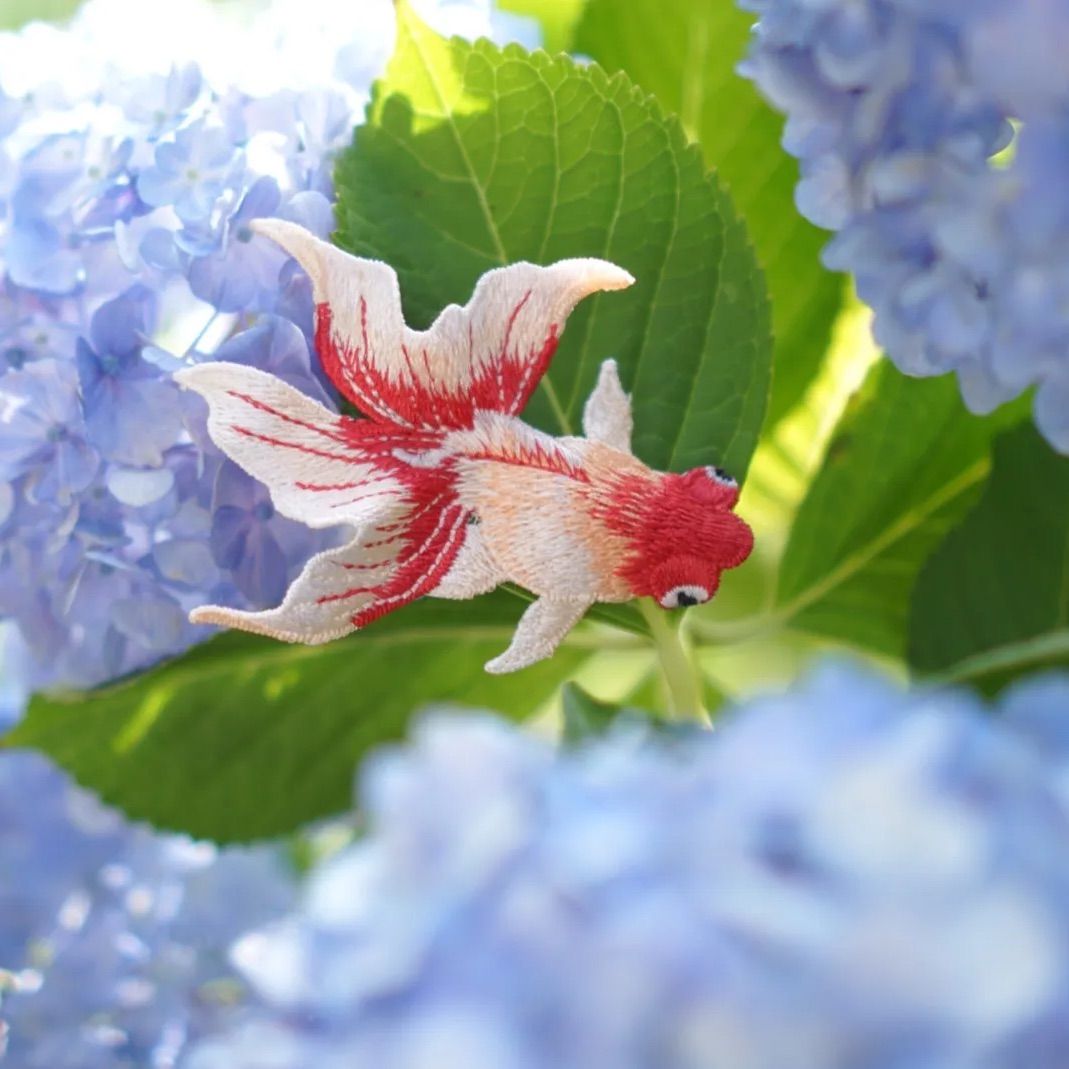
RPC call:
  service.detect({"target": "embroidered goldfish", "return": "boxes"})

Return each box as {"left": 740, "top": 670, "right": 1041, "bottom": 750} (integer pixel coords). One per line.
{"left": 177, "top": 221, "right": 753, "bottom": 672}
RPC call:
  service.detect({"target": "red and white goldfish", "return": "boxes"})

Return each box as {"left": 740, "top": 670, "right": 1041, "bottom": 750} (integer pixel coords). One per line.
{"left": 177, "top": 220, "right": 753, "bottom": 672}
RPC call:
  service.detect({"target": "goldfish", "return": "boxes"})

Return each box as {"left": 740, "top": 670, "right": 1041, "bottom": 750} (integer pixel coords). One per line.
{"left": 177, "top": 220, "right": 753, "bottom": 673}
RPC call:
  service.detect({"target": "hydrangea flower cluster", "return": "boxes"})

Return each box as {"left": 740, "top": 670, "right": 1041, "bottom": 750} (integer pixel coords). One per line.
{"left": 0, "top": 748, "right": 296, "bottom": 1067}
{"left": 188, "top": 664, "right": 1069, "bottom": 1069}
{"left": 0, "top": 0, "right": 538, "bottom": 700}
{"left": 738, "top": 0, "right": 1069, "bottom": 451}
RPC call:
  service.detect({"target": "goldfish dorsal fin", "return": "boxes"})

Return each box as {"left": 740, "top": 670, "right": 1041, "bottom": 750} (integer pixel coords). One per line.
{"left": 582, "top": 359, "right": 633, "bottom": 453}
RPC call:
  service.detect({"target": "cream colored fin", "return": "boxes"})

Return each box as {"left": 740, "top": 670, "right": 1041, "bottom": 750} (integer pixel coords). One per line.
{"left": 484, "top": 596, "right": 591, "bottom": 674}
{"left": 582, "top": 358, "right": 633, "bottom": 453}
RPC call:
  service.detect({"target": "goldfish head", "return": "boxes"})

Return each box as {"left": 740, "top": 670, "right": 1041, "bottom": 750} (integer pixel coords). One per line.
{"left": 612, "top": 466, "right": 754, "bottom": 609}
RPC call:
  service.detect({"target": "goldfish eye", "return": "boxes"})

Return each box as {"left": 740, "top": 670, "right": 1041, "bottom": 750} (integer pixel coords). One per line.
{"left": 705, "top": 465, "right": 736, "bottom": 489}
{"left": 659, "top": 584, "right": 710, "bottom": 609}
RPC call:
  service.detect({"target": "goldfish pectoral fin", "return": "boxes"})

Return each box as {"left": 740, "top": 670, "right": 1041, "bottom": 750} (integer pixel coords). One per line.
{"left": 582, "top": 359, "right": 633, "bottom": 453}
{"left": 484, "top": 597, "right": 591, "bottom": 674}
{"left": 430, "top": 523, "right": 506, "bottom": 599}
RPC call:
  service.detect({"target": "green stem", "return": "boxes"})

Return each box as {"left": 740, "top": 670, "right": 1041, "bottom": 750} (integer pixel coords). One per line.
{"left": 539, "top": 376, "right": 572, "bottom": 436}
{"left": 638, "top": 599, "right": 709, "bottom": 726}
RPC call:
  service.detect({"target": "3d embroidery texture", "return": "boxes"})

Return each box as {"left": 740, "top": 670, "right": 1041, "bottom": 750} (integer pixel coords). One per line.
{"left": 178, "top": 221, "right": 754, "bottom": 672}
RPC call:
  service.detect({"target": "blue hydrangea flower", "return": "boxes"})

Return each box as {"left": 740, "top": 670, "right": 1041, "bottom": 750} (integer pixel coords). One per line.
{"left": 188, "top": 664, "right": 1069, "bottom": 1069}
{"left": 0, "top": 749, "right": 297, "bottom": 1068}
{"left": 0, "top": 0, "right": 539, "bottom": 701}
{"left": 210, "top": 458, "right": 319, "bottom": 610}
{"left": 0, "top": 360, "right": 98, "bottom": 504}
{"left": 137, "top": 119, "right": 239, "bottom": 225}
{"left": 187, "top": 182, "right": 334, "bottom": 314}
{"left": 739, "top": 0, "right": 1069, "bottom": 452}
{"left": 119, "top": 62, "right": 203, "bottom": 140}
{"left": 76, "top": 290, "right": 184, "bottom": 468}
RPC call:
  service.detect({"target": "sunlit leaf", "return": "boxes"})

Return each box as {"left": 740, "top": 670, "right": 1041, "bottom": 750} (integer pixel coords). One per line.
{"left": 498, "top": 0, "right": 584, "bottom": 52}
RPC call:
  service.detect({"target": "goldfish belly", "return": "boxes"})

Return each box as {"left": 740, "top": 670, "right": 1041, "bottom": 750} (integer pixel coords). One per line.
{"left": 430, "top": 519, "right": 505, "bottom": 599}
{"left": 456, "top": 462, "right": 624, "bottom": 600}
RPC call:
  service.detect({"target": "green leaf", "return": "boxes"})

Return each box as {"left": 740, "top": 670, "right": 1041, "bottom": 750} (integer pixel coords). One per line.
{"left": 0, "top": 0, "right": 80, "bottom": 28}
{"left": 774, "top": 361, "right": 1025, "bottom": 658}
{"left": 617, "top": 666, "right": 663, "bottom": 710}
{"left": 561, "top": 682, "right": 625, "bottom": 744}
{"left": 574, "top": 0, "right": 844, "bottom": 425}
{"left": 9, "top": 592, "right": 584, "bottom": 843}
{"left": 909, "top": 424, "right": 1069, "bottom": 691}
{"left": 562, "top": 681, "right": 688, "bottom": 744}
{"left": 334, "top": 2, "right": 772, "bottom": 478}
{"left": 498, "top": 0, "right": 585, "bottom": 53}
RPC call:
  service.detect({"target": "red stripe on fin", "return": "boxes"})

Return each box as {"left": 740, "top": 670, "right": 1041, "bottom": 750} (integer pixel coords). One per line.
{"left": 188, "top": 502, "right": 468, "bottom": 642}
{"left": 448, "top": 411, "right": 589, "bottom": 482}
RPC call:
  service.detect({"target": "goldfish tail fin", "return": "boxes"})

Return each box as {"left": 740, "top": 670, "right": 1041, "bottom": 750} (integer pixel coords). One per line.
{"left": 252, "top": 219, "right": 633, "bottom": 429}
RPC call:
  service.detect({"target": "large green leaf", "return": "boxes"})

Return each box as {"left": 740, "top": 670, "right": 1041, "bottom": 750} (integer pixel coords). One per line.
{"left": 8, "top": 592, "right": 585, "bottom": 842}
{"left": 909, "top": 425, "right": 1069, "bottom": 690}
{"left": 575, "top": 0, "right": 844, "bottom": 425}
{"left": 334, "top": 2, "right": 772, "bottom": 477}
{"left": 773, "top": 361, "right": 1024, "bottom": 658}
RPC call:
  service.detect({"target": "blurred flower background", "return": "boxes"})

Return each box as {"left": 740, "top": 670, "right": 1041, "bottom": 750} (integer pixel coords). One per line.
{"left": 189, "top": 666, "right": 1069, "bottom": 1069}
{"left": 0, "top": 747, "right": 298, "bottom": 1068}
